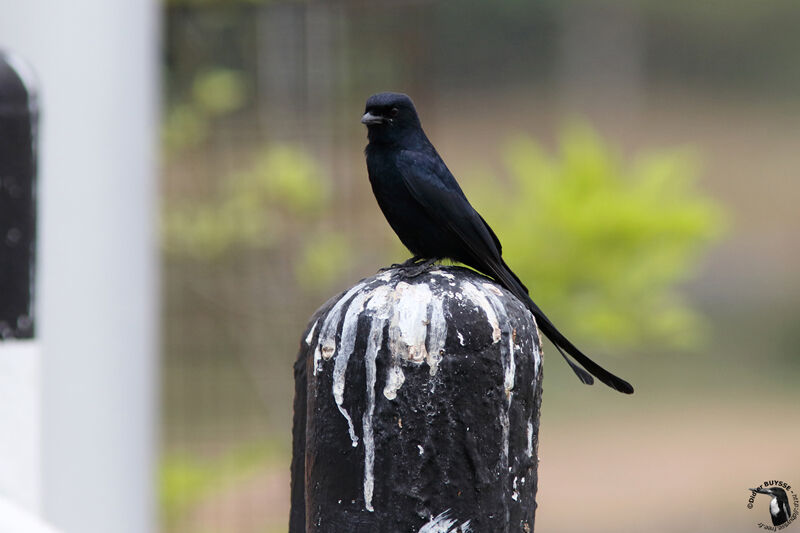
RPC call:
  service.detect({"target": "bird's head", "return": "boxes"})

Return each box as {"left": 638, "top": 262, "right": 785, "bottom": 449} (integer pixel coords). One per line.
{"left": 751, "top": 487, "right": 786, "bottom": 498}
{"left": 361, "top": 92, "right": 422, "bottom": 143}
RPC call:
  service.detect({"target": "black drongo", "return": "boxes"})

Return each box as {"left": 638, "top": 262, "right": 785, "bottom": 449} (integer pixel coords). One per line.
{"left": 361, "top": 92, "right": 633, "bottom": 394}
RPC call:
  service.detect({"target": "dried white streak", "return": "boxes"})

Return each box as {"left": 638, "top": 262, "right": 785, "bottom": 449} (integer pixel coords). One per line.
{"left": 305, "top": 318, "right": 318, "bottom": 346}
{"left": 524, "top": 307, "right": 543, "bottom": 376}
{"left": 530, "top": 322, "right": 542, "bottom": 377}
{"left": 418, "top": 510, "right": 472, "bottom": 533}
{"left": 460, "top": 281, "right": 501, "bottom": 342}
{"left": 528, "top": 321, "right": 542, "bottom": 459}
{"left": 425, "top": 295, "right": 447, "bottom": 376}
{"left": 431, "top": 269, "right": 455, "bottom": 280}
{"left": 333, "top": 288, "right": 374, "bottom": 447}
{"left": 526, "top": 420, "right": 534, "bottom": 458}
{"left": 384, "top": 282, "right": 433, "bottom": 399}
{"left": 482, "top": 283, "right": 515, "bottom": 399}
{"left": 314, "top": 281, "right": 370, "bottom": 375}
{"left": 389, "top": 282, "right": 432, "bottom": 363}
{"left": 383, "top": 366, "right": 406, "bottom": 401}
{"left": 482, "top": 283, "right": 504, "bottom": 297}
{"left": 481, "top": 282, "right": 514, "bottom": 531}
{"left": 481, "top": 284, "right": 514, "bottom": 459}
{"left": 362, "top": 285, "right": 393, "bottom": 512}
{"left": 361, "top": 319, "right": 384, "bottom": 509}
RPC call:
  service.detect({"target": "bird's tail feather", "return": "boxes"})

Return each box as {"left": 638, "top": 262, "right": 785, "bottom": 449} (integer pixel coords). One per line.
{"left": 552, "top": 343, "right": 594, "bottom": 385}
{"left": 537, "top": 318, "right": 634, "bottom": 394}
{"left": 488, "top": 259, "right": 634, "bottom": 394}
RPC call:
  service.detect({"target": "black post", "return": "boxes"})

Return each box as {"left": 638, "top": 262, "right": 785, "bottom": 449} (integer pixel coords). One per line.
{"left": 291, "top": 266, "right": 543, "bottom": 532}
{"left": 0, "top": 52, "right": 37, "bottom": 340}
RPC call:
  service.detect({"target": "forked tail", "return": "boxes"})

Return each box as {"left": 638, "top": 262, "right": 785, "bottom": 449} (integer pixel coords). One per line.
{"left": 487, "top": 259, "right": 634, "bottom": 394}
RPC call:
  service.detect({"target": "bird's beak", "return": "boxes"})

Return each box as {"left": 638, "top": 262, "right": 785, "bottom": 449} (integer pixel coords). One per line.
{"left": 361, "top": 111, "right": 384, "bottom": 125}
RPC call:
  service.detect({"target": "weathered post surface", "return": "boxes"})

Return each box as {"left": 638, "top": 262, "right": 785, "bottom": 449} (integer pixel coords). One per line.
{"left": 0, "top": 51, "right": 44, "bottom": 522}
{"left": 291, "top": 266, "right": 543, "bottom": 532}
{"left": 0, "top": 52, "right": 37, "bottom": 341}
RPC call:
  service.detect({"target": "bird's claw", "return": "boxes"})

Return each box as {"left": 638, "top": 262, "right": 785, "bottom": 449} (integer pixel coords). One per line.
{"left": 377, "top": 257, "right": 438, "bottom": 277}
{"left": 378, "top": 256, "right": 424, "bottom": 273}
{"left": 398, "top": 258, "right": 438, "bottom": 278}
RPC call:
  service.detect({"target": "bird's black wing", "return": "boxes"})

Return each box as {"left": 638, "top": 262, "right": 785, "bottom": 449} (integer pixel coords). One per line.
{"left": 396, "top": 149, "right": 634, "bottom": 394}
{"left": 395, "top": 150, "right": 596, "bottom": 379}
{"left": 395, "top": 149, "right": 502, "bottom": 265}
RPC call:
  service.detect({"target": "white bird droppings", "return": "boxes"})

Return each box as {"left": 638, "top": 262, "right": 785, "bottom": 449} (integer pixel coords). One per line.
{"left": 314, "top": 281, "right": 371, "bottom": 374}
{"left": 482, "top": 283, "right": 504, "bottom": 297}
{"left": 418, "top": 510, "right": 472, "bottom": 533}
{"left": 362, "top": 328, "right": 382, "bottom": 507}
{"left": 478, "top": 283, "right": 516, "bottom": 481}
{"left": 332, "top": 288, "right": 374, "bottom": 447}
{"left": 305, "top": 319, "right": 318, "bottom": 346}
{"left": 460, "top": 281, "right": 501, "bottom": 342}
{"left": 482, "top": 284, "right": 516, "bottom": 398}
{"left": 383, "top": 281, "right": 447, "bottom": 398}
{"left": 426, "top": 296, "right": 447, "bottom": 376}
{"left": 382, "top": 365, "right": 406, "bottom": 401}
{"left": 526, "top": 421, "right": 534, "bottom": 458}
{"left": 431, "top": 269, "right": 456, "bottom": 280}
{"left": 388, "top": 282, "right": 433, "bottom": 364}
{"left": 311, "top": 270, "right": 538, "bottom": 515}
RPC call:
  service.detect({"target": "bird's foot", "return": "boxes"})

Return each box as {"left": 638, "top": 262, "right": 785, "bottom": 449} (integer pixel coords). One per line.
{"left": 398, "top": 257, "right": 439, "bottom": 278}
{"left": 378, "top": 256, "right": 423, "bottom": 272}
{"left": 399, "top": 255, "right": 424, "bottom": 267}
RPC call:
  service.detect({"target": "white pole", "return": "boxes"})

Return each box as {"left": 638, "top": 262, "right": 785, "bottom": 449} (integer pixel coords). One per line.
{"left": 0, "top": 2, "right": 159, "bottom": 533}
{"left": 0, "top": 497, "right": 58, "bottom": 533}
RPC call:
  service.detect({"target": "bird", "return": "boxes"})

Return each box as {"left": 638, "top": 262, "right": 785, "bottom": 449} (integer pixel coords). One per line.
{"left": 361, "top": 91, "right": 634, "bottom": 394}
{"left": 750, "top": 487, "right": 792, "bottom": 526}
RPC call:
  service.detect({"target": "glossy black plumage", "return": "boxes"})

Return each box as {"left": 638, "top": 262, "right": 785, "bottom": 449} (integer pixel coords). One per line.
{"left": 362, "top": 92, "right": 633, "bottom": 394}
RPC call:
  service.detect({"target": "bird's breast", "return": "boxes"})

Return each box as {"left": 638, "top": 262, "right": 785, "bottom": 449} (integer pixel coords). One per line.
{"left": 366, "top": 151, "right": 455, "bottom": 258}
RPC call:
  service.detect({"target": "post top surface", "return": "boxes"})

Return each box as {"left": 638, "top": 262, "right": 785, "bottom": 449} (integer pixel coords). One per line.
{"left": 0, "top": 52, "right": 38, "bottom": 112}
{"left": 305, "top": 264, "right": 541, "bottom": 409}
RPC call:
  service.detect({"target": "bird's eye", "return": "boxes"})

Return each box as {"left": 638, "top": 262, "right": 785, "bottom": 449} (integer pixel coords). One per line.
{"left": 390, "top": 107, "right": 399, "bottom": 117}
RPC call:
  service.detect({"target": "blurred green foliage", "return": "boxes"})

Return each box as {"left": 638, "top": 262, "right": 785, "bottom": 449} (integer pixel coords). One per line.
{"left": 191, "top": 69, "right": 248, "bottom": 117}
{"left": 162, "top": 67, "right": 352, "bottom": 288}
{"left": 165, "top": 145, "right": 312, "bottom": 255}
{"left": 295, "top": 232, "right": 354, "bottom": 290}
{"left": 468, "top": 124, "right": 726, "bottom": 354}
{"left": 163, "top": 69, "right": 248, "bottom": 153}
{"left": 163, "top": 143, "right": 353, "bottom": 287}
